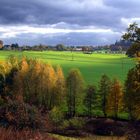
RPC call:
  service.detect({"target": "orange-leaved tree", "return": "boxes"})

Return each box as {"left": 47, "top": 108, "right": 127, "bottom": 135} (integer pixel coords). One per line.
{"left": 106, "top": 79, "right": 123, "bottom": 119}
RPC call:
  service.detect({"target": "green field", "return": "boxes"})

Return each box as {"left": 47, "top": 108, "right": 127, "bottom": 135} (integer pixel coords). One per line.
{"left": 0, "top": 51, "right": 135, "bottom": 84}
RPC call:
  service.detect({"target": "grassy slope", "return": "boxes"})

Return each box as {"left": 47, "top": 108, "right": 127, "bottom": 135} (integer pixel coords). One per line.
{"left": 0, "top": 50, "right": 135, "bottom": 84}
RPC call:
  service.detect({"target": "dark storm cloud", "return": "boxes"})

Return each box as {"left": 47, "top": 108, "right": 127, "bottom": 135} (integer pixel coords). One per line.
{"left": 0, "top": 0, "right": 140, "bottom": 45}
{"left": 0, "top": 0, "right": 139, "bottom": 27}
{"left": 0, "top": 0, "right": 47, "bottom": 24}
{"left": 0, "top": 0, "right": 120, "bottom": 27}
{"left": 0, "top": 0, "right": 81, "bottom": 25}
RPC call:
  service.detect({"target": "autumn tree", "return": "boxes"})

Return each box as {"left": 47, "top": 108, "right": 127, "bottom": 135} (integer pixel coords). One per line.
{"left": 0, "top": 56, "right": 20, "bottom": 100}
{"left": 27, "top": 62, "right": 56, "bottom": 110}
{"left": 107, "top": 79, "right": 123, "bottom": 119}
{"left": 125, "top": 62, "right": 140, "bottom": 120}
{"left": 84, "top": 85, "right": 96, "bottom": 117}
{"left": 54, "top": 65, "right": 66, "bottom": 107}
{"left": 5, "top": 67, "right": 18, "bottom": 99}
{"left": 45, "top": 64, "right": 57, "bottom": 110}
{"left": 7, "top": 55, "right": 19, "bottom": 69}
{"left": 98, "top": 74, "right": 111, "bottom": 117}
{"left": 66, "top": 69, "right": 84, "bottom": 118}
{"left": 10, "top": 57, "right": 60, "bottom": 110}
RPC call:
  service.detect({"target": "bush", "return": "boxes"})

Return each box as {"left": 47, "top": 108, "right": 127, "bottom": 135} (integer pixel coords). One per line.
{"left": 61, "top": 117, "right": 85, "bottom": 130}
{"left": 0, "top": 100, "right": 42, "bottom": 129}
{"left": 49, "top": 107, "right": 64, "bottom": 125}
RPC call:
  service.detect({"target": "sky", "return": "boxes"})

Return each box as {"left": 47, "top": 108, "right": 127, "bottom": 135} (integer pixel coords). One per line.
{"left": 0, "top": 0, "right": 140, "bottom": 46}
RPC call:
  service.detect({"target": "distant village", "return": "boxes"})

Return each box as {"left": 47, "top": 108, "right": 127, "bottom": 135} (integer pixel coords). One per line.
{"left": 0, "top": 40, "right": 131, "bottom": 54}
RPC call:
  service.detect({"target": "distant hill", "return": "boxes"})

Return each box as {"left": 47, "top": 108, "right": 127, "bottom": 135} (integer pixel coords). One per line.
{"left": 115, "top": 40, "right": 132, "bottom": 47}
{"left": 110, "top": 40, "right": 132, "bottom": 51}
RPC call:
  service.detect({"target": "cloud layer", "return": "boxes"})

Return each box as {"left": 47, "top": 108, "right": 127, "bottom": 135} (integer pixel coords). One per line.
{"left": 0, "top": 0, "right": 140, "bottom": 45}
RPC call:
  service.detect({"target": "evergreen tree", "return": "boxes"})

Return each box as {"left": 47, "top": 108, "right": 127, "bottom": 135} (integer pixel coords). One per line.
{"left": 98, "top": 74, "right": 111, "bottom": 117}
{"left": 66, "top": 69, "right": 84, "bottom": 118}
{"left": 125, "top": 62, "right": 140, "bottom": 120}
{"left": 84, "top": 85, "right": 96, "bottom": 117}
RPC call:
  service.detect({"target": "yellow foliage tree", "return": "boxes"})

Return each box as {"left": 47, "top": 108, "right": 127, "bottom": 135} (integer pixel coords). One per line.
{"left": 0, "top": 56, "right": 66, "bottom": 111}
{"left": 20, "top": 57, "right": 29, "bottom": 73}
{"left": 45, "top": 64, "right": 56, "bottom": 109}
{"left": 54, "top": 65, "right": 66, "bottom": 107}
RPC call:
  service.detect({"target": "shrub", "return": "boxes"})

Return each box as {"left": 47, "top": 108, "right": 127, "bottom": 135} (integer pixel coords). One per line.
{"left": 0, "top": 100, "right": 42, "bottom": 129}
{"left": 49, "top": 107, "right": 64, "bottom": 125}
{"left": 61, "top": 117, "right": 85, "bottom": 130}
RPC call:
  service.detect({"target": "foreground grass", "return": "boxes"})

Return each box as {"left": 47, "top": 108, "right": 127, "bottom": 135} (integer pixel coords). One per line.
{"left": 0, "top": 51, "right": 135, "bottom": 84}
{"left": 52, "top": 134, "right": 126, "bottom": 140}
{"left": 0, "top": 127, "right": 57, "bottom": 140}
